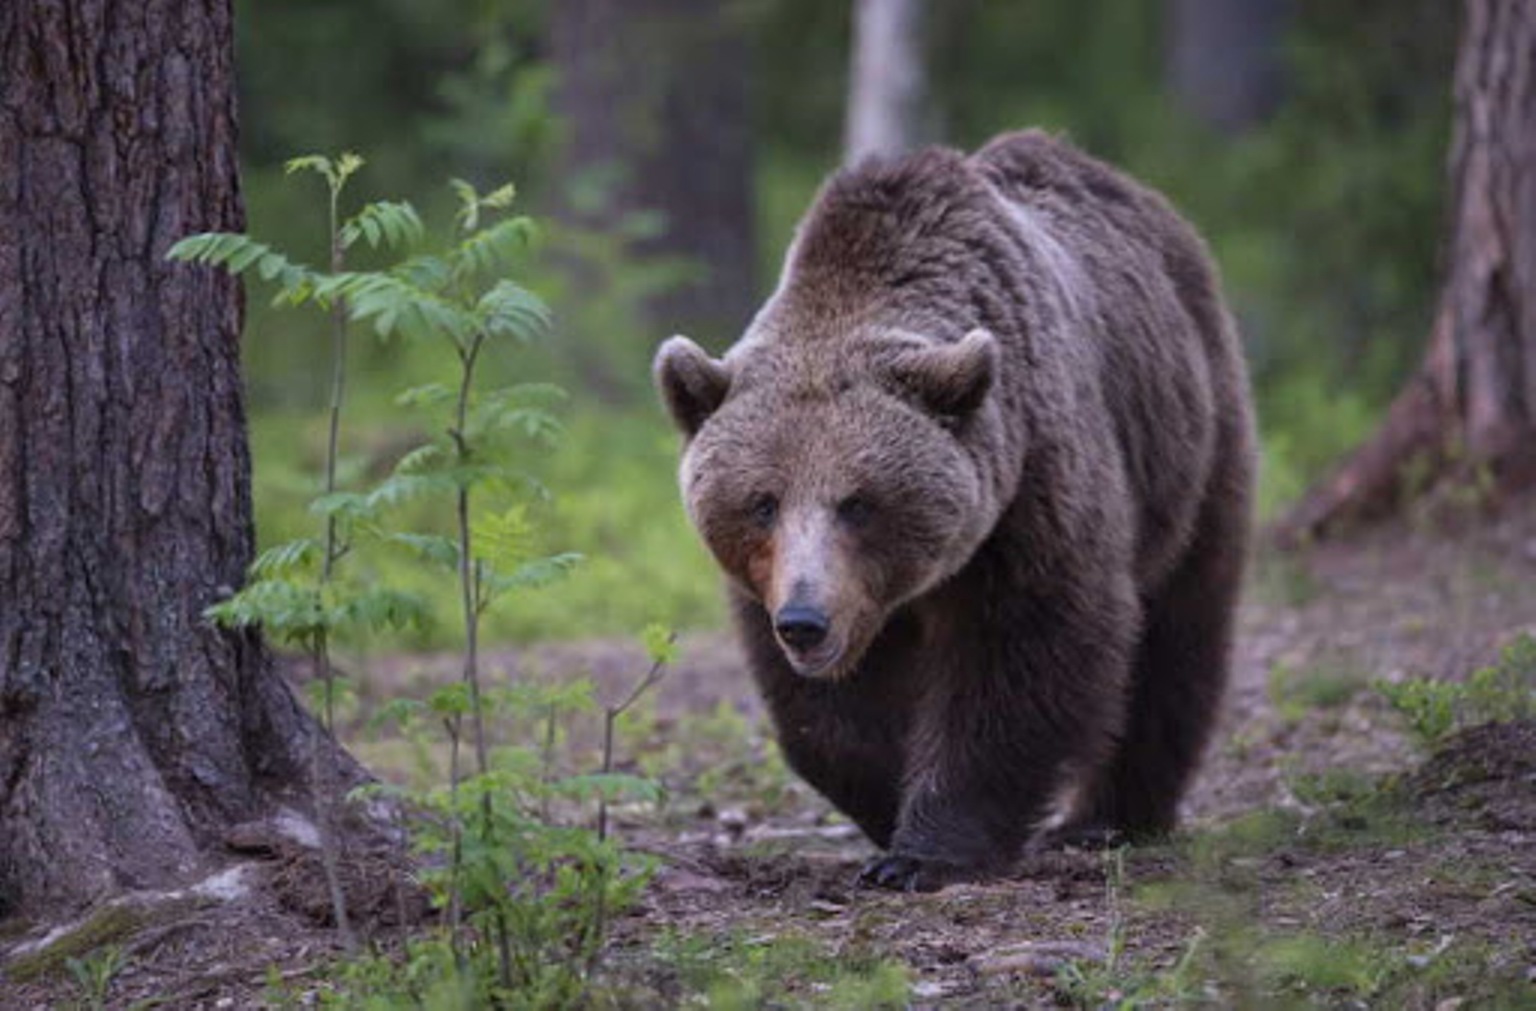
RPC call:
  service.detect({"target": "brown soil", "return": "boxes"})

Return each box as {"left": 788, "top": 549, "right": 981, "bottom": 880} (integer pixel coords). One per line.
{"left": 5, "top": 498, "right": 1536, "bottom": 1008}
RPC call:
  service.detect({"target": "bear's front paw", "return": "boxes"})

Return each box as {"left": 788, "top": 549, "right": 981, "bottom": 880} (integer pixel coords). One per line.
{"left": 1035, "top": 822, "right": 1125, "bottom": 852}
{"left": 857, "top": 853, "right": 973, "bottom": 893}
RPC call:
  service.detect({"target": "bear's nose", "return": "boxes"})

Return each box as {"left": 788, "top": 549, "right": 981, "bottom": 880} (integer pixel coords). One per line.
{"left": 774, "top": 605, "right": 830, "bottom": 652}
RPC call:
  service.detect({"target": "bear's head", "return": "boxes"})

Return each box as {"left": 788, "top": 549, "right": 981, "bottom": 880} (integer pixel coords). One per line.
{"left": 654, "top": 327, "right": 1001, "bottom": 680}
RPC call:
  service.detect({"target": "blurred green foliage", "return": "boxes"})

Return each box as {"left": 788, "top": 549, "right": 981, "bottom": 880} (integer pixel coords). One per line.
{"left": 235, "top": 0, "right": 1456, "bottom": 645}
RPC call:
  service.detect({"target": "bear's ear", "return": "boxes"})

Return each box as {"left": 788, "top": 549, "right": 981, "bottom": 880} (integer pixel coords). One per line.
{"left": 654, "top": 335, "right": 732, "bottom": 437}
{"left": 889, "top": 328, "right": 998, "bottom": 418}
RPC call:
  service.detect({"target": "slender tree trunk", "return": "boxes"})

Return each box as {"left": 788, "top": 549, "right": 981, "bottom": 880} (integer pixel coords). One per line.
{"left": 1165, "top": 0, "right": 1290, "bottom": 134}
{"left": 550, "top": 0, "right": 757, "bottom": 352}
{"left": 0, "top": 0, "right": 356, "bottom": 916}
{"left": 844, "top": 0, "right": 929, "bottom": 163}
{"left": 1281, "top": 0, "right": 1536, "bottom": 542}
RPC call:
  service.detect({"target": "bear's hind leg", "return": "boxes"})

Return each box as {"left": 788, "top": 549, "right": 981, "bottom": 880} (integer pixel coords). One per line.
{"left": 1070, "top": 464, "right": 1250, "bottom": 841}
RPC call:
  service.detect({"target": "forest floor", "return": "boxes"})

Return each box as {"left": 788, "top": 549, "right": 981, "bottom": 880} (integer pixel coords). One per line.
{"left": 6, "top": 496, "right": 1536, "bottom": 1008}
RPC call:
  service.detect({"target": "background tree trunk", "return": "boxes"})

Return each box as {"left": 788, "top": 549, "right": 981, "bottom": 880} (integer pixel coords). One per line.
{"left": 550, "top": 0, "right": 757, "bottom": 350}
{"left": 1281, "top": 0, "right": 1536, "bottom": 541}
{"left": 1165, "top": 0, "right": 1290, "bottom": 134}
{"left": 844, "top": 0, "right": 930, "bottom": 163}
{"left": 0, "top": 0, "right": 352, "bottom": 916}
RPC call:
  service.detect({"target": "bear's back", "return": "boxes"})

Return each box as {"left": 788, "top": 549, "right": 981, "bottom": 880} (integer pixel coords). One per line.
{"left": 971, "top": 131, "right": 1251, "bottom": 588}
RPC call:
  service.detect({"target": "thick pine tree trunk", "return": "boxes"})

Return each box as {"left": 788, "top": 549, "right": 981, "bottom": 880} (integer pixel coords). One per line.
{"left": 1281, "top": 0, "right": 1536, "bottom": 542}
{"left": 844, "top": 0, "right": 930, "bottom": 163}
{"left": 0, "top": 0, "right": 353, "bottom": 916}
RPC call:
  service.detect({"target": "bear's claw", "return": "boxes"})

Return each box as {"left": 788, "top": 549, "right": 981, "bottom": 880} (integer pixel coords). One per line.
{"left": 857, "top": 854, "right": 960, "bottom": 893}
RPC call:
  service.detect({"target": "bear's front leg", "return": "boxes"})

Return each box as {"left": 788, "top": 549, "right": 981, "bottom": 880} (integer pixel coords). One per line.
{"left": 860, "top": 589, "right": 1136, "bottom": 892}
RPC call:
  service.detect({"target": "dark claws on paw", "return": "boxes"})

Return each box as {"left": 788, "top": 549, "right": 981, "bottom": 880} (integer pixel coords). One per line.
{"left": 856, "top": 854, "right": 955, "bottom": 893}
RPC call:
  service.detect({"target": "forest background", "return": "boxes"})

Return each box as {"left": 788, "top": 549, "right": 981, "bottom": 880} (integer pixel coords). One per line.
{"left": 235, "top": 0, "right": 1453, "bottom": 647}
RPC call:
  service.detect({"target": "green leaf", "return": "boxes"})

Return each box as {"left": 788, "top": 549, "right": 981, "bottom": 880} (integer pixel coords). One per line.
{"left": 452, "top": 218, "right": 540, "bottom": 285}
{"left": 166, "top": 233, "right": 314, "bottom": 298}
{"left": 481, "top": 181, "right": 517, "bottom": 211}
{"left": 395, "top": 383, "right": 456, "bottom": 410}
{"left": 284, "top": 152, "right": 363, "bottom": 194}
{"left": 249, "top": 538, "right": 322, "bottom": 580}
{"left": 367, "top": 697, "right": 425, "bottom": 733}
{"left": 387, "top": 531, "right": 461, "bottom": 571}
{"left": 367, "top": 471, "right": 458, "bottom": 509}
{"left": 341, "top": 200, "right": 425, "bottom": 251}
{"left": 335, "top": 585, "right": 430, "bottom": 632}
{"left": 390, "top": 442, "right": 447, "bottom": 476}
{"left": 484, "top": 552, "right": 583, "bottom": 599}
{"left": 394, "top": 254, "right": 453, "bottom": 294}
{"left": 555, "top": 772, "right": 664, "bottom": 805}
{"left": 204, "top": 579, "right": 324, "bottom": 643}
{"left": 427, "top": 682, "right": 473, "bottom": 716}
{"left": 450, "top": 177, "right": 481, "bottom": 230}
{"left": 473, "top": 506, "right": 536, "bottom": 570}
{"left": 304, "top": 676, "right": 356, "bottom": 713}
{"left": 284, "top": 154, "right": 335, "bottom": 182}
{"left": 308, "top": 491, "right": 374, "bottom": 521}
{"left": 476, "top": 278, "right": 552, "bottom": 343}
{"left": 642, "top": 623, "right": 680, "bottom": 666}
{"left": 474, "top": 405, "right": 563, "bottom": 445}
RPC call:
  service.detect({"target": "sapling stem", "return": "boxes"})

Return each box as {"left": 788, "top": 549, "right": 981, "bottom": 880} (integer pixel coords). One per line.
{"left": 311, "top": 171, "right": 356, "bottom": 952}
{"left": 450, "top": 330, "right": 514, "bottom": 991}
{"left": 598, "top": 640, "right": 672, "bottom": 843}
{"left": 589, "top": 637, "right": 673, "bottom": 975}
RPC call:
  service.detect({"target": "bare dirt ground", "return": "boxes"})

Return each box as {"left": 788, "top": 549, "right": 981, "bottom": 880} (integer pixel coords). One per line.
{"left": 6, "top": 496, "right": 1536, "bottom": 1008}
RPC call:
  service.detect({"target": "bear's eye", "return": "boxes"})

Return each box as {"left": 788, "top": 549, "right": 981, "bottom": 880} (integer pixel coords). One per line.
{"left": 749, "top": 494, "right": 778, "bottom": 528}
{"left": 836, "top": 495, "right": 875, "bottom": 529}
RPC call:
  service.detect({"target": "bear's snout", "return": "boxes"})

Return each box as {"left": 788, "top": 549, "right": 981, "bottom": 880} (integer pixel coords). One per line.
{"left": 774, "top": 604, "right": 830, "bottom": 652}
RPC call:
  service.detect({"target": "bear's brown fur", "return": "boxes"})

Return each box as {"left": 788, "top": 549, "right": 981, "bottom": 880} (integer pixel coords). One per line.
{"left": 654, "top": 130, "right": 1255, "bottom": 891}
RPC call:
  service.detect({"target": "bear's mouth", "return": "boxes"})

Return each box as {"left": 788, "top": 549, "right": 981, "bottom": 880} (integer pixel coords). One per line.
{"left": 779, "top": 638, "right": 846, "bottom": 679}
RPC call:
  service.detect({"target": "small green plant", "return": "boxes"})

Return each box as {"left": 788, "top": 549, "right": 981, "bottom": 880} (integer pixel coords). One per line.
{"left": 652, "top": 929, "right": 910, "bottom": 1009}
{"left": 175, "top": 156, "right": 671, "bottom": 1005}
{"left": 1267, "top": 655, "right": 1368, "bottom": 723}
{"left": 173, "top": 152, "right": 434, "bottom": 947}
{"left": 64, "top": 944, "right": 125, "bottom": 1011}
{"left": 1377, "top": 634, "right": 1536, "bottom": 747}
{"left": 1256, "top": 933, "right": 1400, "bottom": 1002}
{"left": 1052, "top": 849, "right": 1210, "bottom": 1008}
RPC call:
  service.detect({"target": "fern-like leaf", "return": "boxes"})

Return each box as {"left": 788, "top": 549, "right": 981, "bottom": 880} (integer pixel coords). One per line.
{"left": 473, "top": 506, "right": 537, "bottom": 571}
{"left": 205, "top": 579, "right": 324, "bottom": 644}
{"left": 476, "top": 279, "right": 552, "bottom": 344}
{"left": 336, "top": 585, "right": 430, "bottom": 633}
{"left": 452, "top": 217, "right": 538, "bottom": 285}
{"left": 249, "top": 538, "right": 322, "bottom": 580}
{"left": 285, "top": 152, "right": 364, "bottom": 192}
{"left": 167, "top": 233, "right": 314, "bottom": 297}
{"left": 483, "top": 552, "right": 582, "bottom": 603}
{"left": 386, "top": 532, "right": 461, "bottom": 571}
{"left": 341, "top": 200, "right": 425, "bottom": 251}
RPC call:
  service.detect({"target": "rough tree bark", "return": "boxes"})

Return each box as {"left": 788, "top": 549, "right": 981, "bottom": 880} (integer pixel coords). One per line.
{"left": 1165, "top": 0, "right": 1290, "bottom": 135}
{"left": 1281, "top": 0, "right": 1536, "bottom": 542}
{"left": 844, "top": 0, "right": 930, "bottom": 163}
{"left": 550, "top": 0, "right": 757, "bottom": 347}
{"left": 0, "top": 0, "right": 355, "bottom": 916}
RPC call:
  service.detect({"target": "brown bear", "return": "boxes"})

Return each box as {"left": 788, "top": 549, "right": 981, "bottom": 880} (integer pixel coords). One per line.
{"left": 653, "top": 130, "right": 1255, "bottom": 891}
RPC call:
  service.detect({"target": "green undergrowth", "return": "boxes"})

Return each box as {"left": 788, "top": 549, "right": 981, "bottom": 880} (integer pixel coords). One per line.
{"left": 251, "top": 406, "right": 720, "bottom": 649}
{"left": 1267, "top": 653, "right": 1371, "bottom": 724}
{"left": 645, "top": 928, "right": 910, "bottom": 1010}
{"left": 1070, "top": 798, "right": 1523, "bottom": 1007}
{"left": 1377, "top": 633, "right": 1536, "bottom": 748}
